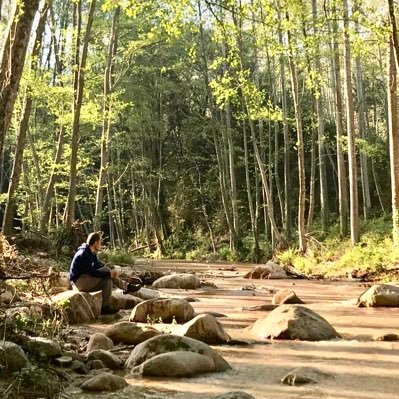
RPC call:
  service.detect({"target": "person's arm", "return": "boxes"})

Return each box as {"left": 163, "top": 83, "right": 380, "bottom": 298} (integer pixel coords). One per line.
{"left": 83, "top": 251, "right": 111, "bottom": 279}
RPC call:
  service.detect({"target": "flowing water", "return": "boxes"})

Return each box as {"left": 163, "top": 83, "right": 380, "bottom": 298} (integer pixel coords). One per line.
{"left": 69, "top": 260, "right": 399, "bottom": 399}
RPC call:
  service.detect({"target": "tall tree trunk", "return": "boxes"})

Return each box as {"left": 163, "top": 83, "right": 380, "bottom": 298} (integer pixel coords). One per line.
{"left": 388, "top": 36, "right": 399, "bottom": 246}
{"left": 286, "top": 11, "right": 307, "bottom": 253}
{"left": 2, "top": 3, "right": 49, "bottom": 236}
{"left": 307, "top": 120, "right": 316, "bottom": 229}
{"left": 312, "top": 0, "right": 329, "bottom": 230}
{"left": 64, "top": 0, "right": 96, "bottom": 228}
{"left": 0, "top": 0, "right": 41, "bottom": 159}
{"left": 94, "top": 6, "right": 120, "bottom": 231}
{"left": 343, "top": 0, "right": 359, "bottom": 244}
{"left": 330, "top": 4, "right": 349, "bottom": 237}
{"left": 354, "top": 8, "right": 371, "bottom": 219}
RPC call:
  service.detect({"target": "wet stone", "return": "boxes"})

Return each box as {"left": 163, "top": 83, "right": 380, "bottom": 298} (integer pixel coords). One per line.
{"left": 54, "top": 356, "right": 73, "bottom": 367}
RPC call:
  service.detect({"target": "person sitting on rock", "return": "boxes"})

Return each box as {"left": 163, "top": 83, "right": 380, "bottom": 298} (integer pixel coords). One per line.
{"left": 69, "top": 232, "right": 141, "bottom": 315}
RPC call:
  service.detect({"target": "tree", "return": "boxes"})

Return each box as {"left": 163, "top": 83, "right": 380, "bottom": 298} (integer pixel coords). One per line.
{"left": 0, "top": 0, "right": 41, "bottom": 161}
{"left": 343, "top": 0, "right": 359, "bottom": 244}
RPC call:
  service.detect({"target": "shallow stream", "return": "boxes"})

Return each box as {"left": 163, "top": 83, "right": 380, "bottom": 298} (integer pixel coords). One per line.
{"left": 69, "top": 260, "right": 399, "bottom": 399}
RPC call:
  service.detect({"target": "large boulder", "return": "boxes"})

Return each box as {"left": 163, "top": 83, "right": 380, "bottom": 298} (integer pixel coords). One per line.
{"left": 249, "top": 305, "right": 340, "bottom": 341}
{"left": 208, "top": 393, "right": 255, "bottom": 399}
{"left": 133, "top": 351, "right": 217, "bottom": 377}
{"left": 110, "top": 289, "right": 143, "bottom": 310}
{"left": 130, "top": 298, "right": 195, "bottom": 323}
{"left": 174, "top": 314, "right": 230, "bottom": 344}
{"left": 272, "top": 289, "right": 304, "bottom": 305}
{"left": 244, "top": 261, "right": 287, "bottom": 279}
{"left": 24, "top": 337, "right": 62, "bottom": 359}
{"left": 86, "top": 333, "right": 114, "bottom": 353}
{"left": 357, "top": 284, "right": 399, "bottom": 307}
{"left": 52, "top": 290, "right": 102, "bottom": 323}
{"left": 86, "top": 349, "right": 123, "bottom": 369}
{"left": 125, "top": 334, "right": 231, "bottom": 376}
{"left": 0, "top": 341, "right": 29, "bottom": 373}
{"left": 153, "top": 273, "right": 201, "bottom": 289}
{"left": 105, "top": 321, "right": 161, "bottom": 345}
{"left": 80, "top": 372, "right": 128, "bottom": 392}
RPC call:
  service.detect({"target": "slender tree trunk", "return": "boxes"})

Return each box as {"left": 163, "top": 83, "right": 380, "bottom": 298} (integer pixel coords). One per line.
{"left": 312, "top": 0, "right": 329, "bottom": 230}
{"left": 388, "top": 36, "right": 399, "bottom": 246}
{"left": 64, "top": 0, "right": 96, "bottom": 228}
{"left": 0, "top": 0, "right": 41, "bottom": 159}
{"left": 331, "top": 5, "right": 349, "bottom": 237}
{"left": 307, "top": 121, "right": 316, "bottom": 229}
{"left": 286, "top": 11, "right": 307, "bottom": 253}
{"left": 2, "top": 4, "right": 49, "bottom": 235}
{"left": 343, "top": 0, "right": 359, "bottom": 244}
{"left": 94, "top": 6, "right": 120, "bottom": 231}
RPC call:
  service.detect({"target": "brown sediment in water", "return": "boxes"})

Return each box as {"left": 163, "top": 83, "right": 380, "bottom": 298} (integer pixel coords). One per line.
{"left": 73, "top": 261, "right": 399, "bottom": 399}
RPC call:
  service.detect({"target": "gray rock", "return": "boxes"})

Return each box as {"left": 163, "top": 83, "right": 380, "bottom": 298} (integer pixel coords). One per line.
{"left": 110, "top": 288, "right": 143, "bottom": 310}
{"left": 373, "top": 333, "right": 399, "bottom": 341}
{"left": 130, "top": 287, "right": 161, "bottom": 300}
{"left": 0, "top": 341, "right": 29, "bottom": 373}
{"left": 86, "top": 333, "right": 113, "bottom": 353}
{"left": 133, "top": 351, "right": 216, "bottom": 377}
{"left": 80, "top": 372, "right": 128, "bottom": 392}
{"left": 25, "top": 337, "right": 62, "bottom": 358}
{"left": 87, "top": 359, "right": 105, "bottom": 370}
{"left": 174, "top": 314, "right": 230, "bottom": 344}
{"left": 125, "top": 334, "right": 231, "bottom": 374}
{"left": 208, "top": 392, "right": 255, "bottom": 399}
{"left": 358, "top": 284, "right": 399, "bottom": 307}
{"left": 0, "top": 282, "right": 20, "bottom": 304}
{"left": 86, "top": 349, "right": 123, "bottom": 369}
{"left": 62, "top": 351, "right": 85, "bottom": 362}
{"left": 281, "top": 367, "right": 331, "bottom": 386}
{"left": 71, "top": 360, "right": 88, "bottom": 374}
{"left": 54, "top": 356, "right": 73, "bottom": 367}
{"left": 105, "top": 321, "right": 161, "bottom": 345}
{"left": 52, "top": 290, "right": 102, "bottom": 323}
{"left": 6, "top": 306, "right": 31, "bottom": 318}
{"left": 130, "top": 298, "right": 195, "bottom": 323}
{"left": 153, "top": 273, "right": 201, "bottom": 289}
{"left": 249, "top": 305, "right": 340, "bottom": 341}
{"left": 244, "top": 261, "right": 287, "bottom": 279}
{"left": 272, "top": 289, "right": 304, "bottom": 305}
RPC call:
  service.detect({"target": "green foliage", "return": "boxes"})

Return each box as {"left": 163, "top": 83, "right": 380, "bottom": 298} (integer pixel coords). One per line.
{"left": 99, "top": 248, "right": 135, "bottom": 265}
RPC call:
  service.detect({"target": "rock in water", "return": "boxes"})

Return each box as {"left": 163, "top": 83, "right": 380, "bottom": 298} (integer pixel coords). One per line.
{"left": 244, "top": 261, "right": 287, "bottom": 279}
{"left": 272, "top": 289, "right": 304, "bottom": 305}
{"left": 133, "top": 351, "right": 217, "bottom": 377}
{"left": 281, "top": 367, "right": 331, "bottom": 386}
{"left": 357, "top": 284, "right": 399, "bottom": 307}
{"left": 52, "top": 290, "right": 102, "bottom": 323}
{"left": 130, "top": 298, "right": 195, "bottom": 323}
{"left": 80, "top": 372, "right": 128, "bottom": 392}
{"left": 125, "top": 334, "right": 231, "bottom": 377}
{"left": 153, "top": 273, "right": 201, "bottom": 289}
{"left": 0, "top": 341, "right": 29, "bottom": 373}
{"left": 174, "top": 314, "right": 230, "bottom": 344}
{"left": 110, "top": 288, "right": 143, "bottom": 310}
{"left": 249, "top": 305, "right": 340, "bottom": 341}
{"left": 86, "top": 333, "right": 114, "bottom": 353}
{"left": 86, "top": 349, "right": 123, "bottom": 369}
{"left": 105, "top": 321, "right": 161, "bottom": 345}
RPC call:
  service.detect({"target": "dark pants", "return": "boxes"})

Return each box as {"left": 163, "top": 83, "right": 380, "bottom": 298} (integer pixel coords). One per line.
{"left": 74, "top": 266, "right": 127, "bottom": 307}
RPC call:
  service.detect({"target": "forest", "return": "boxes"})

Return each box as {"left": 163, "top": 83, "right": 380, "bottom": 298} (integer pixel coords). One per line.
{"left": 1, "top": 0, "right": 399, "bottom": 274}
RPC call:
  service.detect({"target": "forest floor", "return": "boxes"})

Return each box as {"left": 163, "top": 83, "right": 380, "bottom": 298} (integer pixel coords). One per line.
{"left": 65, "top": 260, "right": 399, "bottom": 399}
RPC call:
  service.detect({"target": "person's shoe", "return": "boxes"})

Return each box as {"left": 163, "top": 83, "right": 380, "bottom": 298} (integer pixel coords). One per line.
{"left": 123, "top": 282, "right": 142, "bottom": 295}
{"left": 100, "top": 306, "right": 119, "bottom": 315}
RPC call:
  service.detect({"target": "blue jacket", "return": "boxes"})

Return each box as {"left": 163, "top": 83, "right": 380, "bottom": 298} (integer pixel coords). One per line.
{"left": 69, "top": 243, "right": 110, "bottom": 282}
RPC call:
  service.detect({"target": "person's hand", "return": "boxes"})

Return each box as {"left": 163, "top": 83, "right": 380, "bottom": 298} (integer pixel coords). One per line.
{"left": 110, "top": 269, "right": 118, "bottom": 279}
